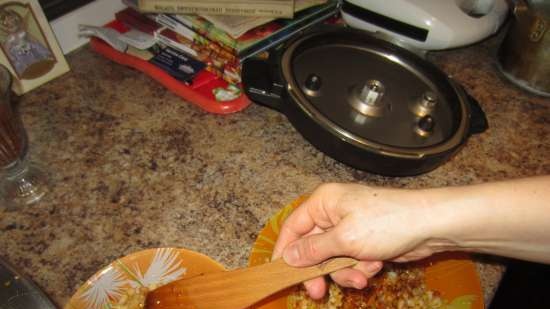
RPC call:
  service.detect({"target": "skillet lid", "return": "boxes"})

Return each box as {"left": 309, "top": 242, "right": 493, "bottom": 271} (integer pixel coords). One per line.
{"left": 281, "top": 28, "right": 469, "bottom": 156}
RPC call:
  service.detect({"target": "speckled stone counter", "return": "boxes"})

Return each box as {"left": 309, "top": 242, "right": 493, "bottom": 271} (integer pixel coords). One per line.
{"left": 0, "top": 32, "right": 548, "bottom": 309}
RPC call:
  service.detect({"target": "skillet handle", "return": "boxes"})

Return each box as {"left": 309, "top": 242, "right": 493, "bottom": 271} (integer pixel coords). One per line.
{"left": 465, "top": 91, "right": 489, "bottom": 135}
{"left": 242, "top": 49, "right": 286, "bottom": 112}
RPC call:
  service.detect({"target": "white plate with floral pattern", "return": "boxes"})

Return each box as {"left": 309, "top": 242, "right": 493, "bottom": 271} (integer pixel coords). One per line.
{"left": 65, "top": 248, "right": 225, "bottom": 309}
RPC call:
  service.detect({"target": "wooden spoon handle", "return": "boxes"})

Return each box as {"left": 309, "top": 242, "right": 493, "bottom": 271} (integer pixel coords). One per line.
{"left": 146, "top": 257, "right": 357, "bottom": 309}
{"left": 255, "top": 257, "right": 358, "bottom": 286}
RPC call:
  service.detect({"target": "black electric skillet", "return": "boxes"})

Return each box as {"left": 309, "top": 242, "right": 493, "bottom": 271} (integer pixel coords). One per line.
{"left": 242, "top": 27, "right": 488, "bottom": 176}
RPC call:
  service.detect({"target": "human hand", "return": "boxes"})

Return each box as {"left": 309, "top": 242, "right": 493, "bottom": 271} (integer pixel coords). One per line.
{"left": 272, "top": 183, "right": 445, "bottom": 299}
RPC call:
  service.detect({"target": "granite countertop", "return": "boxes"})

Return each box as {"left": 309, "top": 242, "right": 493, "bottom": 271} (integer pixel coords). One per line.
{"left": 0, "top": 32, "right": 548, "bottom": 308}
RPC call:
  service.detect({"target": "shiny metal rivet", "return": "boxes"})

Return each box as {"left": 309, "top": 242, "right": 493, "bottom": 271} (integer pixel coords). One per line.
{"left": 420, "top": 91, "right": 438, "bottom": 108}
{"left": 303, "top": 74, "right": 322, "bottom": 97}
{"left": 305, "top": 74, "right": 321, "bottom": 91}
{"left": 414, "top": 115, "right": 435, "bottom": 137}
{"left": 410, "top": 90, "right": 438, "bottom": 117}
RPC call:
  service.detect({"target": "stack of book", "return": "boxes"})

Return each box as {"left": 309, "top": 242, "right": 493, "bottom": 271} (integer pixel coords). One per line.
{"left": 113, "top": 0, "right": 339, "bottom": 88}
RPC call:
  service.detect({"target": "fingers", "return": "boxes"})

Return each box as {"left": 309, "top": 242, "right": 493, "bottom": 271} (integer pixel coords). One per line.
{"left": 329, "top": 268, "right": 367, "bottom": 289}
{"left": 303, "top": 277, "right": 327, "bottom": 300}
{"left": 302, "top": 261, "right": 383, "bottom": 299}
{"left": 282, "top": 228, "right": 345, "bottom": 266}
{"left": 329, "top": 261, "right": 383, "bottom": 289}
{"left": 273, "top": 186, "right": 341, "bottom": 259}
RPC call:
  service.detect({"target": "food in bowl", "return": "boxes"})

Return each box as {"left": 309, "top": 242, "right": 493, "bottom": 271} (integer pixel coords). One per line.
{"left": 111, "top": 285, "right": 152, "bottom": 309}
{"left": 288, "top": 264, "right": 445, "bottom": 309}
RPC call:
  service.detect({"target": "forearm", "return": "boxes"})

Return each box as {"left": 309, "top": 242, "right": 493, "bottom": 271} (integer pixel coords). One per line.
{"left": 424, "top": 176, "right": 550, "bottom": 264}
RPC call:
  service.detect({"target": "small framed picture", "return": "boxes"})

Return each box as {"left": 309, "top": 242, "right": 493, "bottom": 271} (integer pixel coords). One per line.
{"left": 0, "top": 0, "right": 70, "bottom": 94}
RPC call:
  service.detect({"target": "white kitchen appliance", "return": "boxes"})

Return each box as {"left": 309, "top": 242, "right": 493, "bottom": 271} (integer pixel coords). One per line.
{"left": 341, "top": 0, "right": 509, "bottom": 50}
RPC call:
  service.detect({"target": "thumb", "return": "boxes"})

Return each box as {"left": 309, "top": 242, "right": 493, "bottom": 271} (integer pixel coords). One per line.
{"left": 282, "top": 230, "right": 342, "bottom": 267}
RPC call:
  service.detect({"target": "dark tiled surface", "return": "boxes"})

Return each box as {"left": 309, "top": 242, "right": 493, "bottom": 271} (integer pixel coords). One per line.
{"left": 0, "top": 33, "right": 548, "bottom": 308}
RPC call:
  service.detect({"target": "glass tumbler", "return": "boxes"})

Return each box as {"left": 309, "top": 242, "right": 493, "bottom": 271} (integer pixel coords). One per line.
{"left": 0, "top": 64, "right": 48, "bottom": 209}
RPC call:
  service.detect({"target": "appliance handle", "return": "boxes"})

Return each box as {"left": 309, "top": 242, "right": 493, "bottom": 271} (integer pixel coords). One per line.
{"left": 465, "top": 92, "right": 489, "bottom": 135}
{"left": 450, "top": 80, "right": 488, "bottom": 136}
{"left": 451, "top": 0, "right": 509, "bottom": 44}
{"left": 242, "top": 49, "right": 286, "bottom": 112}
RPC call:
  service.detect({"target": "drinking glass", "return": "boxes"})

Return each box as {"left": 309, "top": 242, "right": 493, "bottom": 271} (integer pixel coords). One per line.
{"left": 0, "top": 64, "right": 48, "bottom": 209}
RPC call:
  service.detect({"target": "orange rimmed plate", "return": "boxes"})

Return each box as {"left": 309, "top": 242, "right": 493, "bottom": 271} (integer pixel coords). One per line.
{"left": 65, "top": 248, "right": 225, "bottom": 309}
{"left": 248, "top": 196, "right": 484, "bottom": 309}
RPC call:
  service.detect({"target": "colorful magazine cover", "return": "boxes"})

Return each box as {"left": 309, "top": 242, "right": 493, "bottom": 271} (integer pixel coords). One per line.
{"left": 154, "top": 14, "right": 237, "bottom": 62}
{"left": 149, "top": 46, "right": 205, "bottom": 83}
{"left": 116, "top": 7, "right": 240, "bottom": 83}
{"left": 200, "top": 0, "right": 327, "bottom": 38}
{"left": 174, "top": 0, "right": 338, "bottom": 59}
{"left": 156, "top": 28, "right": 241, "bottom": 83}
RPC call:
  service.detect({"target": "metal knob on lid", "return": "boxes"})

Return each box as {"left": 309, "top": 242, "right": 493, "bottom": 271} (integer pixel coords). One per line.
{"left": 349, "top": 80, "right": 387, "bottom": 117}
{"left": 303, "top": 74, "right": 322, "bottom": 97}
{"left": 415, "top": 115, "right": 436, "bottom": 137}
{"left": 410, "top": 91, "right": 438, "bottom": 117}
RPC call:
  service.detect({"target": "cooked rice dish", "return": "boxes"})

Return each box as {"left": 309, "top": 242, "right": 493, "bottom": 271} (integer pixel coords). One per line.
{"left": 288, "top": 264, "right": 445, "bottom": 309}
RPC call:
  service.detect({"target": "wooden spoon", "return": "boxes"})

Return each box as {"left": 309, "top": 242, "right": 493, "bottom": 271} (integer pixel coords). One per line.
{"left": 145, "top": 257, "right": 357, "bottom": 309}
